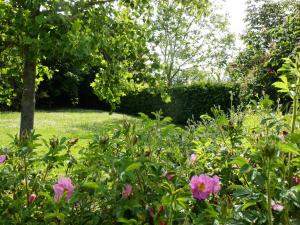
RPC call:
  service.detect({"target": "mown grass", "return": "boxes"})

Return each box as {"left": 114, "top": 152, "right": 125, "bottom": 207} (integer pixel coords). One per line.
{"left": 0, "top": 109, "right": 134, "bottom": 149}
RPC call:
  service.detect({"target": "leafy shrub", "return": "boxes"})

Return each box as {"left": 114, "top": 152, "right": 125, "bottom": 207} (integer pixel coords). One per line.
{"left": 1, "top": 104, "right": 300, "bottom": 224}
{"left": 118, "top": 82, "right": 239, "bottom": 124}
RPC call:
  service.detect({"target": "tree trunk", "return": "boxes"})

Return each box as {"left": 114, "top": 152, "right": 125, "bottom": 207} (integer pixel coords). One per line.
{"left": 20, "top": 47, "right": 36, "bottom": 137}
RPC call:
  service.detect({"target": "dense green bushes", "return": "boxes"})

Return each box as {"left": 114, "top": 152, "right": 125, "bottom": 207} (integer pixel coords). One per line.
{"left": 2, "top": 77, "right": 239, "bottom": 123}
{"left": 36, "top": 80, "right": 240, "bottom": 125}
{"left": 1, "top": 104, "right": 300, "bottom": 224}
{"left": 118, "top": 83, "right": 239, "bottom": 124}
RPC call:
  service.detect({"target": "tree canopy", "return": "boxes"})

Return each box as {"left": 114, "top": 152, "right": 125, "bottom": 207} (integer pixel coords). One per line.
{"left": 228, "top": 0, "right": 300, "bottom": 102}
{"left": 148, "top": 0, "right": 234, "bottom": 86}
{"left": 0, "top": 0, "right": 214, "bottom": 135}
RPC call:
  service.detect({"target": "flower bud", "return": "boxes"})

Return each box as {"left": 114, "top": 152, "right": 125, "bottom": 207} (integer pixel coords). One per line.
{"left": 28, "top": 193, "right": 37, "bottom": 204}
{"left": 292, "top": 176, "right": 300, "bottom": 185}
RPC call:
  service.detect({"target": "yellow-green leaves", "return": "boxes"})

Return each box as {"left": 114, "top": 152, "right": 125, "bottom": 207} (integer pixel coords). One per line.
{"left": 273, "top": 53, "right": 300, "bottom": 99}
{"left": 272, "top": 75, "right": 289, "bottom": 93}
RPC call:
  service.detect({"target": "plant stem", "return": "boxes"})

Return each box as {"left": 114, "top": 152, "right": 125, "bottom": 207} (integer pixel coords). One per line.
{"left": 24, "top": 156, "right": 29, "bottom": 206}
{"left": 168, "top": 199, "right": 174, "bottom": 225}
{"left": 291, "top": 80, "right": 299, "bottom": 134}
{"left": 266, "top": 158, "right": 273, "bottom": 225}
{"left": 283, "top": 82, "right": 299, "bottom": 225}
{"left": 289, "top": 91, "right": 298, "bottom": 169}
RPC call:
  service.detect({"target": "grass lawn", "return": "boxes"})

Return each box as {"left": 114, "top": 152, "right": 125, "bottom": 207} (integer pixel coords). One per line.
{"left": 0, "top": 109, "right": 134, "bottom": 149}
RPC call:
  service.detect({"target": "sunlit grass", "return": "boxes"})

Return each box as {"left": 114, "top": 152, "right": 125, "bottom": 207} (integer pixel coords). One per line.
{"left": 0, "top": 109, "right": 134, "bottom": 149}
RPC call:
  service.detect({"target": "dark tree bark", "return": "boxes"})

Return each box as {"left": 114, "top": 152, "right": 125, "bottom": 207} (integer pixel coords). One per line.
{"left": 19, "top": 4, "right": 40, "bottom": 138}
{"left": 20, "top": 46, "right": 36, "bottom": 137}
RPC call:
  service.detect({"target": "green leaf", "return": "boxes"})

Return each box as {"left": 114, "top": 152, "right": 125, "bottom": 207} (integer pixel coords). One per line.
{"left": 241, "top": 201, "right": 257, "bottom": 211}
{"left": 273, "top": 82, "right": 287, "bottom": 90}
{"left": 239, "top": 163, "right": 252, "bottom": 174}
{"left": 272, "top": 75, "right": 289, "bottom": 93}
{"left": 81, "top": 182, "right": 100, "bottom": 193}
{"left": 229, "top": 156, "right": 248, "bottom": 167}
{"left": 116, "top": 218, "right": 138, "bottom": 224}
{"left": 161, "top": 195, "right": 172, "bottom": 205}
{"left": 44, "top": 212, "right": 65, "bottom": 221}
{"left": 278, "top": 143, "right": 299, "bottom": 155}
{"left": 176, "top": 197, "right": 189, "bottom": 209}
{"left": 292, "top": 185, "right": 300, "bottom": 191}
{"left": 125, "top": 162, "right": 142, "bottom": 172}
{"left": 290, "top": 133, "right": 300, "bottom": 145}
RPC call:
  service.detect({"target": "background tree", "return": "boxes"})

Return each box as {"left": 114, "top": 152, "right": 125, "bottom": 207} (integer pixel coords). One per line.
{"left": 0, "top": 0, "right": 210, "bottom": 136}
{"left": 149, "top": 0, "right": 234, "bottom": 86}
{"left": 228, "top": 0, "right": 300, "bottom": 103}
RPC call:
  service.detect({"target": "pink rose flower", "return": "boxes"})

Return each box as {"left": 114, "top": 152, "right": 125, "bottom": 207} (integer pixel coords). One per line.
{"left": 122, "top": 184, "right": 132, "bottom": 199}
{"left": 211, "top": 175, "right": 221, "bottom": 194}
{"left": 53, "top": 177, "right": 75, "bottom": 202}
{"left": 28, "top": 193, "right": 37, "bottom": 204}
{"left": 189, "top": 174, "right": 221, "bottom": 200}
{"left": 272, "top": 202, "right": 284, "bottom": 212}
{"left": 0, "top": 155, "right": 6, "bottom": 164}
{"left": 189, "top": 175, "right": 213, "bottom": 200}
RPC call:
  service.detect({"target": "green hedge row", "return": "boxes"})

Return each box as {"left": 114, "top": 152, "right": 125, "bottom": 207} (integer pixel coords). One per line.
{"left": 118, "top": 83, "right": 239, "bottom": 124}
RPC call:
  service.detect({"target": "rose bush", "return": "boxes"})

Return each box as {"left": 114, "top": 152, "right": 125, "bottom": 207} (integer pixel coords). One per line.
{"left": 0, "top": 105, "right": 299, "bottom": 224}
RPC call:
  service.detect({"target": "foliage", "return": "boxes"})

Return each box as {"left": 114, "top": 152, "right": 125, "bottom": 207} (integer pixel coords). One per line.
{"left": 0, "top": 0, "right": 156, "bottom": 133}
{"left": 1, "top": 56, "right": 300, "bottom": 222}
{"left": 0, "top": 0, "right": 215, "bottom": 134}
{"left": 37, "top": 71, "right": 83, "bottom": 108}
{"left": 118, "top": 82, "right": 239, "bottom": 124}
{"left": 1, "top": 98, "right": 300, "bottom": 224}
{"left": 149, "top": 0, "right": 234, "bottom": 86}
{"left": 228, "top": 0, "right": 300, "bottom": 103}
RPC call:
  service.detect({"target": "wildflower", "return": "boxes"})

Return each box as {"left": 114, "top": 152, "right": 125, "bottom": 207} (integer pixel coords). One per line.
{"left": 53, "top": 177, "right": 74, "bottom": 202}
{"left": 189, "top": 175, "right": 213, "bottom": 200}
{"left": 122, "top": 184, "right": 132, "bottom": 199}
{"left": 190, "top": 154, "right": 197, "bottom": 163}
{"left": 272, "top": 202, "right": 284, "bottom": 212}
{"left": 189, "top": 174, "right": 221, "bottom": 200}
{"left": 0, "top": 155, "right": 6, "bottom": 164}
{"left": 292, "top": 176, "right": 300, "bottom": 185}
{"left": 211, "top": 175, "right": 221, "bottom": 194}
{"left": 28, "top": 193, "right": 37, "bottom": 204}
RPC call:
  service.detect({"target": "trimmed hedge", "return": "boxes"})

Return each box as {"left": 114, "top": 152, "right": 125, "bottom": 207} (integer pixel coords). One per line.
{"left": 118, "top": 83, "right": 239, "bottom": 124}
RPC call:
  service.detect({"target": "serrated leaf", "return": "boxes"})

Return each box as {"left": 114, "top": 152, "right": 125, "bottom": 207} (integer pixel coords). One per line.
{"left": 273, "top": 82, "right": 288, "bottom": 93}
